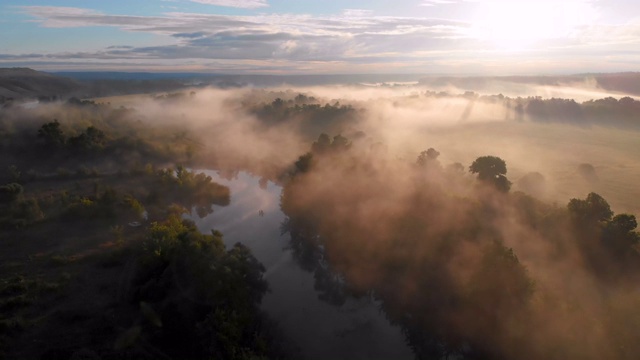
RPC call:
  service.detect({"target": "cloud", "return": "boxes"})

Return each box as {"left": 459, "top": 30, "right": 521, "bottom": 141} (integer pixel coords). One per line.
{"left": 8, "top": 4, "right": 640, "bottom": 73}
{"left": 18, "top": 5, "right": 473, "bottom": 65}
{"left": 189, "top": 0, "right": 268, "bottom": 9}
{"left": 420, "top": 0, "right": 458, "bottom": 6}
{"left": 172, "top": 31, "right": 210, "bottom": 38}
{"left": 341, "top": 9, "right": 374, "bottom": 17}
{"left": 106, "top": 45, "right": 134, "bottom": 49}
{"left": 419, "top": 0, "right": 478, "bottom": 6}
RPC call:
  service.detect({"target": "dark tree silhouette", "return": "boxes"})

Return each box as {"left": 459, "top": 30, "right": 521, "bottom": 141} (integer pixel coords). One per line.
{"left": 416, "top": 148, "right": 440, "bottom": 167}
{"left": 603, "top": 214, "right": 640, "bottom": 254}
{"left": 294, "top": 153, "right": 313, "bottom": 174}
{"left": 68, "top": 126, "right": 107, "bottom": 153}
{"left": 469, "top": 156, "right": 511, "bottom": 192}
{"left": 311, "top": 133, "right": 331, "bottom": 154}
{"left": 330, "top": 134, "right": 350, "bottom": 151}
{"left": 609, "top": 214, "right": 638, "bottom": 233}
{"left": 37, "top": 119, "right": 65, "bottom": 149}
{"left": 568, "top": 192, "right": 613, "bottom": 224}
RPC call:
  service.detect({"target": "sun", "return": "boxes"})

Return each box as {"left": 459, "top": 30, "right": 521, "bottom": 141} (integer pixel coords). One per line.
{"left": 469, "top": 0, "right": 598, "bottom": 51}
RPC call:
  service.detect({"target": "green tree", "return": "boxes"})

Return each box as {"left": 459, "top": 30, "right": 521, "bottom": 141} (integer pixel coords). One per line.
{"left": 469, "top": 156, "right": 511, "bottom": 192}
{"left": 311, "top": 133, "right": 331, "bottom": 154}
{"left": 416, "top": 148, "right": 441, "bottom": 169}
{"left": 37, "top": 120, "right": 65, "bottom": 149}
{"left": 603, "top": 214, "right": 639, "bottom": 254}
{"left": 568, "top": 192, "right": 613, "bottom": 224}
{"left": 609, "top": 214, "right": 638, "bottom": 233}
{"left": 123, "top": 195, "right": 145, "bottom": 220}
{"left": 331, "top": 134, "right": 350, "bottom": 151}
{"left": 68, "top": 126, "right": 107, "bottom": 153}
{"left": 135, "top": 216, "right": 271, "bottom": 359}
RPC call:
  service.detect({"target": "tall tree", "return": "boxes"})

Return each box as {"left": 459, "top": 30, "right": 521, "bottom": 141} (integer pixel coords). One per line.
{"left": 469, "top": 156, "right": 511, "bottom": 192}
{"left": 568, "top": 192, "right": 613, "bottom": 224}
{"left": 37, "top": 120, "right": 65, "bottom": 149}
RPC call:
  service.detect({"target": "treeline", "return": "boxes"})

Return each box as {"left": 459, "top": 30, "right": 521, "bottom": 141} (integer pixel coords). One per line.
{"left": 0, "top": 102, "right": 199, "bottom": 183}
{"left": 241, "top": 89, "right": 640, "bottom": 131}
{"left": 418, "top": 90, "right": 640, "bottom": 129}
{"left": 524, "top": 96, "right": 640, "bottom": 128}
{"left": 419, "top": 73, "right": 640, "bottom": 96}
{"left": 115, "top": 214, "right": 281, "bottom": 359}
{"left": 0, "top": 103, "right": 286, "bottom": 358}
{"left": 280, "top": 133, "right": 640, "bottom": 360}
{"left": 249, "top": 96, "right": 359, "bottom": 139}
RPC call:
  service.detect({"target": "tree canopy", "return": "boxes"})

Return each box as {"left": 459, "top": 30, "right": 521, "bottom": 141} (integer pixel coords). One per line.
{"left": 568, "top": 192, "right": 613, "bottom": 224}
{"left": 37, "top": 119, "right": 65, "bottom": 149}
{"left": 469, "top": 156, "right": 511, "bottom": 192}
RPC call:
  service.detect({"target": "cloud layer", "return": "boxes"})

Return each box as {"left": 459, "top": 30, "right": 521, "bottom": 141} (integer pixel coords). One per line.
{"left": 190, "top": 0, "right": 269, "bottom": 8}
{"left": 1, "top": 3, "right": 639, "bottom": 73}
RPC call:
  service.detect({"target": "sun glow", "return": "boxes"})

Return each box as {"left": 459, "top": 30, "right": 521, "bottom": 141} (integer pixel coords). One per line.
{"left": 470, "top": 0, "right": 598, "bottom": 50}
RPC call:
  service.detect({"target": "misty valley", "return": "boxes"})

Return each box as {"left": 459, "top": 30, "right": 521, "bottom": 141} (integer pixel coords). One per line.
{"left": 1, "top": 71, "right": 640, "bottom": 360}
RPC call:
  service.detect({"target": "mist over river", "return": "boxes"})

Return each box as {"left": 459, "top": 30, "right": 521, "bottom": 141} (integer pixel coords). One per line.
{"left": 190, "top": 170, "right": 413, "bottom": 360}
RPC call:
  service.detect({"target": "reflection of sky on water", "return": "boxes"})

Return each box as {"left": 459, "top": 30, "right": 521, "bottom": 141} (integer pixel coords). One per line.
{"left": 191, "top": 171, "right": 412, "bottom": 360}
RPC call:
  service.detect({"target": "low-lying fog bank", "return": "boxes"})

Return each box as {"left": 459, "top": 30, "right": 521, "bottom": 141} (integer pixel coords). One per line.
{"left": 75, "top": 85, "right": 640, "bottom": 216}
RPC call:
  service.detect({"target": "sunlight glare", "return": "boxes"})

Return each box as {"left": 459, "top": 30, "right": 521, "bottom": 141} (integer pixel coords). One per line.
{"left": 470, "top": 0, "right": 598, "bottom": 51}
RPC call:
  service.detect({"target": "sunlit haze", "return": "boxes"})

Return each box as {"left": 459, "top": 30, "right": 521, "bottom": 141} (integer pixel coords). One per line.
{"left": 469, "top": 1, "right": 599, "bottom": 50}
{"left": 2, "top": 1, "right": 640, "bottom": 360}
{"left": 0, "top": 0, "right": 638, "bottom": 73}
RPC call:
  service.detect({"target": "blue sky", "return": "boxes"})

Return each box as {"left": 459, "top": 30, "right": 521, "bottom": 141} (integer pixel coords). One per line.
{"left": 1, "top": 0, "right": 639, "bottom": 74}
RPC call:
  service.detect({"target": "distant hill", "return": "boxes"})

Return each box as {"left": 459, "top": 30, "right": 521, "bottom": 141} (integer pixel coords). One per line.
{"left": 54, "top": 71, "right": 424, "bottom": 87}
{"left": 59, "top": 71, "right": 640, "bottom": 95}
{"left": 588, "top": 73, "right": 640, "bottom": 95}
{"left": 52, "top": 71, "right": 211, "bottom": 81}
{"left": 3, "top": 68, "right": 640, "bottom": 101}
{"left": 0, "top": 68, "right": 194, "bottom": 100}
{"left": 0, "top": 68, "right": 82, "bottom": 100}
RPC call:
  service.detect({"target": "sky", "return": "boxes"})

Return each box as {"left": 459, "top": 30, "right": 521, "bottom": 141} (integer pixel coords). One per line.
{"left": 0, "top": 0, "right": 639, "bottom": 74}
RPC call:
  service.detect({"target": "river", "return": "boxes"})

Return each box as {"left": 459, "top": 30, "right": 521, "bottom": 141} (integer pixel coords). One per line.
{"left": 190, "top": 170, "right": 413, "bottom": 360}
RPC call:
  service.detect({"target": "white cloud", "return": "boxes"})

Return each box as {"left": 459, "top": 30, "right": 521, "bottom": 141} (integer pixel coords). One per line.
{"left": 341, "top": 9, "right": 374, "bottom": 17}
{"left": 419, "top": 0, "right": 479, "bottom": 6}
{"left": 8, "top": 6, "right": 475, "bottom": 72}
{"left": 420, "top": 0, "right": 458, "bottom": 7}
{"left": 7, "top": 4, "right": 640, "bottom": 73}
{"left": 189, "top": 0, "right": 268, "bottom": 9}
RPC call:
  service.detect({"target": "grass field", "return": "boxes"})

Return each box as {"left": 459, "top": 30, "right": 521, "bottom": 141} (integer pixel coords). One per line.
{"left": 420, "top": 121, "right": 640, "bottom": 215}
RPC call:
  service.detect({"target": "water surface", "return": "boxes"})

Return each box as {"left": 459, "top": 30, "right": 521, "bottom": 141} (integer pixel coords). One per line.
{"left": 192, "top": 170, "right": 413, "bottom": 360}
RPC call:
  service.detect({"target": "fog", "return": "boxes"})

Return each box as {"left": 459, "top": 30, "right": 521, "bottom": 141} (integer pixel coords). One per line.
{"left": 81, "top": 85, "right": 636, "bottom": 359}
{"left": 78, "top": 84, "right": 639, "bottom": 216}
{"left": 4, "top": 80, "right": 639, "bottom": 359}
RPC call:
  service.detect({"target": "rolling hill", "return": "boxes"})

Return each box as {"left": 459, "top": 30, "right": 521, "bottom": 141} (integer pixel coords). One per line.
{"left": 0, "top": 67, "right": 82, "bottom": 100}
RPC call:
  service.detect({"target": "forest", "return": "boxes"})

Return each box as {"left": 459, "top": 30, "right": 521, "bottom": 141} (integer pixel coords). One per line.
{"left": 1, "top": 81, "right": 639, "bottom": 359}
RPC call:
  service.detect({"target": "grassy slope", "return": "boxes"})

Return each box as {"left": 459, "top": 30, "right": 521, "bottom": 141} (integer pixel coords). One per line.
{"left": 423, "top": 121, "right": 640, "bottom": 215}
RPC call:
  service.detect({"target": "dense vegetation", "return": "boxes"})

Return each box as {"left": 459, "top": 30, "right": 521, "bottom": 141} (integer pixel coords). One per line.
{"left": 248, "top": 96, "right": 358, "bottom": 139}
{"left": 0, "top": 102, "right": 285, "bottom": 359}
{"left": 281, "top": 133, "right": 640, "bottom": 360}
{"left": 427, "top": 91, "right": 640, "bottom": 129}
{"left": 2, "top": 84, "right": 640, "bottom": 359}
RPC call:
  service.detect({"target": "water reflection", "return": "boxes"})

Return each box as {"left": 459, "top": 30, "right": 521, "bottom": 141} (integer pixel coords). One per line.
{"left": 191, "top": 170, "right": 413, "bottom": 360}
